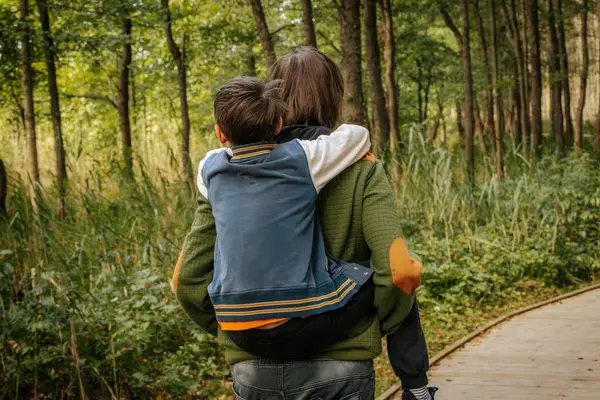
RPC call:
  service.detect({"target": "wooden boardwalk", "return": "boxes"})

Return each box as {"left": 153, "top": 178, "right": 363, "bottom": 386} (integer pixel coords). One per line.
{"left": 395, "top": 288, "right": 600, "bottom": 399}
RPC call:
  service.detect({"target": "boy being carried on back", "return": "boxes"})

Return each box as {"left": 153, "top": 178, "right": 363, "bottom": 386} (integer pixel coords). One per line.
{"left": 197, "top": 76, "right": 376, "bottom": 357}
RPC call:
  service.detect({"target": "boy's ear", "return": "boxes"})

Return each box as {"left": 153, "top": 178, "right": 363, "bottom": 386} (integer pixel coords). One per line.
{"left": 274, "top": 117, "right": 283, "bottom": 136}
{"left": 215, "top": 124, "right": 228, "bottom": 144}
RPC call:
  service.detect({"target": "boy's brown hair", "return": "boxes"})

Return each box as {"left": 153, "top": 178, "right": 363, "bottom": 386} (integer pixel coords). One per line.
{"left": 269, "top": 47, "right": 344, "bottom": 129}
{"left": 213, "top": 77, "right": 286, "bottom": 146}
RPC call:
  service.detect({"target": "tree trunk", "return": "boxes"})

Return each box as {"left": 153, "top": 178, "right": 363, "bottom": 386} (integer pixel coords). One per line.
{"left": 0, "top": 159, "right": 6, "bottom": 216}
{"left": 595, "top": 0, "right": 600, "bottom": 152}
{"left": 245, "top": 44, "right": 256, "bottom": 76}
{"left": 490, "top": 0, "right": 504, "bottom": 178}
{"left": 457, "top": 101, "right": 466, "bottom": 138}
{"left": 441, "top": 3, "right": 475, "bottom": 178}
{"left": 300, "top": 0, "right": 317, "bottom": 48}
{"left": 518, "top": 0, "right": 531, "bottom": 155}
{"left": 546, "top": 0, "right": 563, "bottom": 146}
{"left": 461, "top": 0, "right": 475, "bottom": 179}
{"left": 129, "top": 66, "right": 136, "bottom": 126}
{"left": 428, "top": 97, "right": 444, "bottom": 142}
{"left": 364, "top": 0, "right": 390, "bottom": 154}
{"left": 528, "top": 0, "right": 543, "bottom": 158}
{"left": 554, "top": 0, "right": 573, "bottom": 146}
{"left": 339, "top": 0, "right": 365, "bottom": 126}
{"left": 424, "top": 66, "right": 432, "bottom": 121}
{"left": 118, "top": 17, "right": 133, "bottom": 178}
{"left": 474, "top": 101, "right": 487, "bottom": 154}
{"left": 473, "top": 0, "right": 495, "bottom": 148}
{"left": 575, "top": 0, "right": 588, "bottom": 151}
{"left": 36, "top": 0, "right": 67, "bottom": 217}
{"left": 381, "top": 0, "right": 401, "bottom": 181}
{"left": 162, "top": 0, "right": 192, "bottom": 186}
{"left": 502, "top": 0, "right": 526, "bottom": 148}
{"left": 249, "top": 0, "right": 276, "bottom": 70}
{"left": 20, "top": 0, "right": 40, "bottom": 186}
{"left": 512, "top": 77, "right": 522, "bottom": 144}
{"left": 417, "top": 59, "right": 423, "bottom": 124}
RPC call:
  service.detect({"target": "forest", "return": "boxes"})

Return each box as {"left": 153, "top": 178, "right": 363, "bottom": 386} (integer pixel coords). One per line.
{"left": 0, "top": 0, "right": 599, "bottom": 398}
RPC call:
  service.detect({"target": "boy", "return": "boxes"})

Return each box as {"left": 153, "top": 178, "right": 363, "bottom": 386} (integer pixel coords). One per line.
{"left": 197, "top": 76, "right": 376, "bottom": 358}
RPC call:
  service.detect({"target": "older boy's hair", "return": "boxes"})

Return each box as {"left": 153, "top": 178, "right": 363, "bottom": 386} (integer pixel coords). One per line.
{"left": 269, "top": 47, "right": 344, "bottom": 129}
{"left": 213, "top": 77, "right": 286, "bottom": 146}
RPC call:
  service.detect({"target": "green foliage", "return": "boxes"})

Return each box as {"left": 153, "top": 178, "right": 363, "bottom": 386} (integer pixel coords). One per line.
{"left": 1, "top": 132, "right": 599, "bottom": 398}
{"left": 398, "top": 130, "right": 599, "bottom": 311}
{"left": 1, "top": 0, "right": 599, "bottom": 397}
{"left": 0, "top": 171, "right": 229, "bottom": 399}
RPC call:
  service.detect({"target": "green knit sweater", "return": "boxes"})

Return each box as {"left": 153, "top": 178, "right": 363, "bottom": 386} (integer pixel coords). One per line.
{"left": 174, "top": 158, "right": 415, "bottom": 364}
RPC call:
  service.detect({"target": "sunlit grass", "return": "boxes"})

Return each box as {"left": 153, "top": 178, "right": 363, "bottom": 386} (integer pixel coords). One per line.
{"left": 0, "top": 126, "right": 598, "bottom": 398}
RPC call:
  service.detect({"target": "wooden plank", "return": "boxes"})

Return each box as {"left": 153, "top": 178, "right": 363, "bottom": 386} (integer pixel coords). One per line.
{"left": 422, "top": 288, "right": 600, "bottom": 399}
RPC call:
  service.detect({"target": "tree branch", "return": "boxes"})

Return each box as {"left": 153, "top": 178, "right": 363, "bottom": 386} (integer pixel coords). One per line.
{"left": 161, "top": 0, "right": 182, "bottom": 62}
{"left": 439, "top": 5, "right": 462, "bottom": 45}
{"left": 63, "top": 93, "right": 118, "bottom": 109}
{"left": 317, "top": 30, "right": 341, "bottom": 55}
{"left": 499, "top": 0, "right": 518, "bottom": 53}
{"left": 272, "top": 23, "right": 295, "bottom": 36}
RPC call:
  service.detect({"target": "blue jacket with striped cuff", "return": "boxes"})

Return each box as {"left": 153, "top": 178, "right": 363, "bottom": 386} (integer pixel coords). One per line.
{"left": 198, "top": 124, "right": 374, "bottom": 323}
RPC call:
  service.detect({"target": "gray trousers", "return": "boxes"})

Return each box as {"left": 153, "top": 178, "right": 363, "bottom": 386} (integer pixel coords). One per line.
{"left": 231, "top": 359, "right": 375, "bottom": 400}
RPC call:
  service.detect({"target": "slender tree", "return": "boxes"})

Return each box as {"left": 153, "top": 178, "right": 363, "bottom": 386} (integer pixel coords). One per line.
{"left": 36, "top": 0, "right": 67, "bottom": 218}
{"left": 456, "top": 100, "right": 466, "bottom": 138}
{"left": 519, "top": 0, "right": 531, "bottom": 152}
{"left": 364, "top": 0, "right": 389, "bottom": 153}
{"left": 161, "top": 0, "right": 192, "bottom": 186}
{"left": 474, "top": 102, "right": 488, "bottom": 153}
{"left": 460, "top": 0, "right": 475, "bottom": 178}
{"left": 528, "top": 0, "right": 543, "bottom": 158}
{"left": 511, "top": 58, "right": 522, "bottom": 145}
{"left": 249, "top": 0, "right": 276, "bottom": 69}
{"left": 245, "top": 42, "right": 256, "bottom": 76}
{"left": 595, "top": 0, "right": 600, "bottom": 152}
{"left": 428, "top": 95, "right": 444, "bottom": 141}
{"left": 118, "top": 17, "right": 133, "bottom": 178}
{"left": 130, "top": 66, "right": 136, "bottom": 125}
{"left": 300, "top": 0, "right": 318, "bottom": 48}
{"left": 381, "top": 0, "right": 401, "bottom": 181}
{"left": 473, "top": 0, "right": 495, "bottom": 147}
{"left": 490, "top": 0, "right": 504, "bottom": 178}
{"left": 502, "top": 0, "right": 527, "bottom": 149}
{"left": 547, "top": 0, "right": 563, "bottom": 146}
{"left": 575, "top": 0, "right": 588, "bottom": 151}
{"left": 440, "top": 3, "right": 475, "bottom": 179}
{"left": 0, "top": 159, "right": 6, "bottom": 216}
{"left": 554, "top": 0, "right": 573, "bottom": 145}
{"left": 339, "top": 0, "right": 365, "bottom": 125}
{"left": 20, "top": 0, "right": 40, "bottom": 186}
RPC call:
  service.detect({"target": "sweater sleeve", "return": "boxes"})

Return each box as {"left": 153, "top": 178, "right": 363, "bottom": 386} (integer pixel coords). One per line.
{"left": 362, "top": 160, "right": 421, "bottom": 336}
{"left": 172, "top": 194, "right": 218, "bottom": 337}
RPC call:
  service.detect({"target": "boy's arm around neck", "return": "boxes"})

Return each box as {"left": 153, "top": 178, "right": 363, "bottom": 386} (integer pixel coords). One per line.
{"left": 172, "top": 194, "right": 218, "bottom": 336}
{"left": 298, "top": 124, "right": 370, "bottom": 192}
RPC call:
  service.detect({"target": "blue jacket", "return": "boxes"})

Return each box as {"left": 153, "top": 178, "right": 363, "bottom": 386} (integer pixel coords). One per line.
{"left": 198, "top": 124, "right": 374, "bottom": 323}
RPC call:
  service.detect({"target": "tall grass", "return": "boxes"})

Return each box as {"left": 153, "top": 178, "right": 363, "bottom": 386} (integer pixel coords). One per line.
{"left": 1, "top": 130, "right": 599, "bottom": 398}
{"left": 398, "top": 128, "right": 599, "bottom": 310}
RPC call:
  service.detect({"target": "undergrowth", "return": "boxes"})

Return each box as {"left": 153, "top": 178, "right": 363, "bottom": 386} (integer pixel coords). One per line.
{"left": 1, "top": 133, "right": 599, "bottom": 399}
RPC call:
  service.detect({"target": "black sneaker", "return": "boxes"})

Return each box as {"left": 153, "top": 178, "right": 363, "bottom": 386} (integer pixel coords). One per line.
{"left": 401, "top": 387, "right": 439, "bottom": 400}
